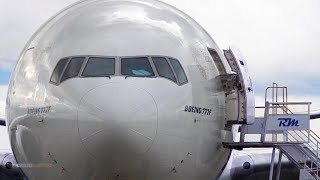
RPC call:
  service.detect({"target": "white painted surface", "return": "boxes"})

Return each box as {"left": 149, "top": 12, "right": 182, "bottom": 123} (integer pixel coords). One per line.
{"left": 266, "top": 114, "right": 310, "bottom": 131}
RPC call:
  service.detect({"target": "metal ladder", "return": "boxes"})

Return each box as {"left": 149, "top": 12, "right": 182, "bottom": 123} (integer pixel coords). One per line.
{"left": 223, "top": 84, "right": 320, "bottom": 180}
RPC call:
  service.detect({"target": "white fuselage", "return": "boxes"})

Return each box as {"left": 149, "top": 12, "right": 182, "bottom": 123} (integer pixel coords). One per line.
{"left": 5, "top": 0, "right": 233, "bottom": 179}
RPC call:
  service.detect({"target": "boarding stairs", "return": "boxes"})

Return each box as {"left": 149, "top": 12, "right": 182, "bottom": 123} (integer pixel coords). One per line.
{"left": 220, "top": 48, "right": 320, "bottom": 180}
{"left": 223, "top": 84, "right": 320, "bottom": 180}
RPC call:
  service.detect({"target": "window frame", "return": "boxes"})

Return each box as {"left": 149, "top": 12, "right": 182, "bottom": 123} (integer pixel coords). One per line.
{"left": 207, "top": 48, "right": 226, "bottom": 75}
{"left": 150, "top": 56, "right": 178, "bottom": 84}
{"left": 120, "top": 56, "right": 156, "bottom": 78}
{"left": 49, "top": 57, "right": 71, "bottom": 86}
{"left": 60, "top": 56, "right": 87, "bottom": 84}
{"left": 166, "top": 57, "right": 188, "bottom": 86}
{"left": 50, "top": 55, "right": 188, "bottom": 86}
{"left": 80, "top": 56, "right": 117, "bottom": 78}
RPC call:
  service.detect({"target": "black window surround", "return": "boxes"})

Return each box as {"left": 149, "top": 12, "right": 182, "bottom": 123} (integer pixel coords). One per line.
{"left": 50, "top": 55, "right": 188, "bottom": 86}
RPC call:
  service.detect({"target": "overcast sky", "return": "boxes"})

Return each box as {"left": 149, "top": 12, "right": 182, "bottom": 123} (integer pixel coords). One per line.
{"left": 0, "top": 0, "right": 320, "bottom": 149}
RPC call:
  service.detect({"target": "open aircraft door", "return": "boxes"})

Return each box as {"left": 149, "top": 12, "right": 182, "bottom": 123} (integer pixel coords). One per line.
{"left": 218, "top": 47, "right": 255, "bottom": 126}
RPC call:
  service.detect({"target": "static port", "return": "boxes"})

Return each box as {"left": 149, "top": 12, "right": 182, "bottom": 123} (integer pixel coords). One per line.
{"left": 243, "top": 162, "right": 251, "bottom": 169}
{"left": 5, "top": 162, "right": 13, "bottom": 169}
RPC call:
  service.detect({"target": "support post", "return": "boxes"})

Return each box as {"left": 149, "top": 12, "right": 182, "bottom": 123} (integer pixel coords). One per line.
{"left": 261, "top": 101, "right": 270, "bottom": 142}
{"left": 283, "top": 131, "right": 288, "bottom": 142}
{"left": 276, "top": 151, "right": 283, "bottom": 180}
{"left": 240, "top": 125, "right": 245, "bottom": 143}
{"left": 269, "top": 147, "right": 276, "bottom": 180}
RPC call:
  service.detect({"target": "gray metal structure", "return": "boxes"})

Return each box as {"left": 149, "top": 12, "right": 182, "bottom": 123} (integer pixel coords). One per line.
{"left": 223, "top": 82, "right": 320, "bottom": 180}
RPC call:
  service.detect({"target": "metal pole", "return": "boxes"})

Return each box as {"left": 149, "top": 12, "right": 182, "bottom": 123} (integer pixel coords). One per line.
{"left": 272, "top": 83, "right": 275, "bottom": 103}
{"left": 261, "top": 101, "right": 270, "bottom": 142}
{"left": 269, "top": 147, "right": 276, "bottom": 180}
{"left": 285, "top": 87, "right": 288, "bottom": 102}
{"left": 276, "top": 151, "right": 283, "bottom": 180}
{"left": 282, "top": 88, "right": 284, "bottom": 103}
{"left": 272, "top": 83, "right": 275, "bottom": 114}
{"left": 275, "top": 84, "right": 278, "bottom": 113}
{"left": 308, "top": 104, "right": 311, "bottom": 142}
{"left": 240, "top": 125, "right": 245, "bottom": 143}
{"left": 285, "top": 87, "right": 288, "bottom": 114}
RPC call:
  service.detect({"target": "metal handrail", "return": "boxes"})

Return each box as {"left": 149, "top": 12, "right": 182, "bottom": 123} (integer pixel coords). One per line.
{"left": 269, "top": 102, "right": 312, "bottom": 105}
{"left": 290, "top": 130, "right": 320, "bottom": 158}
{"left": 289, "top": 130, "right": 310, "bottom": 144}
{"left": 274, "top": 104, "right": 293, "bottom": 114}
{"left": 294, "top": 130, "right": 320, "bottom": 153}
{"left": 294, "top": 143, "right": 320, "bottom": 169}
{"left": 264, "top": 86, "right": 288, "bottom": 104}
{"left": 285, "top": 123, "right": 320, "bottom": 179}
{"left": 279, "top": 141, "right": 317, "bottom": 172}
{"left": 310, "top": 129, "right": 320, "bottom": 142}
{"left": 283, "top": 131, "right": 319, "bottom": 162}
{"left": 288, "top": 131, "right": 320, "bottom": 179}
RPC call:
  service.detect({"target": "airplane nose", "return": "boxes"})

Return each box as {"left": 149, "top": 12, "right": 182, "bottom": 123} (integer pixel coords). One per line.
{"left": 77, "top": 83, "right": 158, "bottom": 161}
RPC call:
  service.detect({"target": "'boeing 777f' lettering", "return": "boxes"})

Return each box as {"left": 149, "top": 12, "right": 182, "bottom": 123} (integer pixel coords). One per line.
{"left": 184, "top": 105, "right": 212, "bottom": 115}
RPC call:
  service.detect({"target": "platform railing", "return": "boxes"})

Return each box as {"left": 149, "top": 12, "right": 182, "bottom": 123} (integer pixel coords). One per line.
{"left": 292, "top": 129, "right": 320, "bottom": 160}
{"left": 260, "top": 101, "right": 312, "bottom": 143}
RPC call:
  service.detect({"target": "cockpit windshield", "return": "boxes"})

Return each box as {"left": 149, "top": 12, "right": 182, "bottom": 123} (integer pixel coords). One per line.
{"left": 168, "top": 58, "right": 188, "bottom": 85}
{"left": 152, "top": 57, "right": 176, "bottom": 82}
{"left": 50, "top": 55, "right": 188, "bottom": 86}
{"left": 121, "top": 57, "right": 155, "bottom": 77}
{"left": 82, "top": 57, "right": 115, "bottom": 77}
{"left": 50, "top": 58, "right": 68, "bottom": 84}
{"left": 61, "top": 57, "right": 85, "bottom": 83}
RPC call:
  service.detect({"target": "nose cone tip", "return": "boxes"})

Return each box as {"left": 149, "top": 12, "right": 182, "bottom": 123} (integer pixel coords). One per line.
{"left": 77, "top": 83, "right": 158, "bottom": 161}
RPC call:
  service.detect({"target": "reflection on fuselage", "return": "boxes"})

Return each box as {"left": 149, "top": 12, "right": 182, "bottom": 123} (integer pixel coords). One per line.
{"left": 6, "top": 0, "right": 233, "bottom": 179}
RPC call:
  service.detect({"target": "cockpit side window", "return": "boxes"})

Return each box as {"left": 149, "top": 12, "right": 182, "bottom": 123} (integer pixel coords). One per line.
{"left": 50, "top": 58, "right": 68, "bottom": 84}
{"left": 82, "top": 57, "right": 115, "bottom": 77}
{"left": 61, "top": 57, "right": 85, "bottom": 83}
{"left": 152, "top": 57, "right": 176, "bottom": 83}
{"left": 208, "top": 48, "right": 226, "bottom": 75}
{"left": 169, "top": 58, "right": 188, "bottom": 85}
{"left": 121, "top": 57, "right": 155, "bottom": 77}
